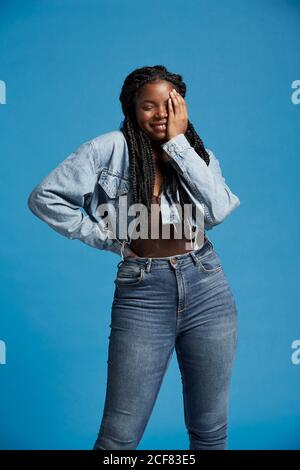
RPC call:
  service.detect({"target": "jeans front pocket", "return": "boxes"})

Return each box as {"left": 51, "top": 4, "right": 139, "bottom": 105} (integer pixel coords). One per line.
{"left": 198, "top": 250, "right": 223, "bottom": 274}
{"left": 115, "top": 263, "right": 145, "bottom": 286}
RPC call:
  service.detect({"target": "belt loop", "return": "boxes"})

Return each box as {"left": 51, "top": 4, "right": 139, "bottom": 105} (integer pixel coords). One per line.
{"left": 120, "top": 240, "right": 126, "bottom": 261}
{"left": 190, "top": 251, "right": 200, "bottom": 266}
{"left": 145, "top": 258, "right": 152, "bottom": 273}
{"left": 207, "top": 237, "right": 213, "bottom": 249}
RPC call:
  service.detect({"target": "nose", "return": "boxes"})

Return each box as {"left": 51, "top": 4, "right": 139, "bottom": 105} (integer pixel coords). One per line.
{"left": 155, "top": 107, "right": 168, "bottom": 119}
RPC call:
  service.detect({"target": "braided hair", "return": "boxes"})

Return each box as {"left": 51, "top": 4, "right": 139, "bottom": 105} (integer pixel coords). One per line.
{"left": 119, "top": 65, "right": 210, "bottom": 216}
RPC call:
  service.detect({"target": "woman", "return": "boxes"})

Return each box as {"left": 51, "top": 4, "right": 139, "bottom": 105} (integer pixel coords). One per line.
{"left": 28, "top": 65, "right": 240, "bottom": 450}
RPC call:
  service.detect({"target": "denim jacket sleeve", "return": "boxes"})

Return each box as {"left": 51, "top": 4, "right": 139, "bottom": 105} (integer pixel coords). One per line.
{"left": 27, "top": 139, "right": 124, "bottom": 256}
{"left": 161, "top": 133, "right": 240, "bottom": 228}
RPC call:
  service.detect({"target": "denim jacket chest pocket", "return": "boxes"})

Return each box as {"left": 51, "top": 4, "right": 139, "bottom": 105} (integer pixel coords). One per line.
{"left": 96, "top": 169, "right": 131, "bottom": 241}
{"left": 98, "top": 169, "right": 130, "bottom": 199}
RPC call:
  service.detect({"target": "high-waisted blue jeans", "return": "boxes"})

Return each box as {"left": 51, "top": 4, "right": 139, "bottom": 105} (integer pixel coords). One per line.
{"left": 93, "top": 237, "right": 238, "bottom": 450}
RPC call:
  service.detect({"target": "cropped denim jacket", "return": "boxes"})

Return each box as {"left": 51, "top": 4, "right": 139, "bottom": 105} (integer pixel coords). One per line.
{"left": 27, "top": 130, "right": 240, "bottom": 259}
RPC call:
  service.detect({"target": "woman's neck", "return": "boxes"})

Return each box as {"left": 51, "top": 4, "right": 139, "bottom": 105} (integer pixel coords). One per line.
{"left": 151, "top": 143, "right": 169, "bottom": 165}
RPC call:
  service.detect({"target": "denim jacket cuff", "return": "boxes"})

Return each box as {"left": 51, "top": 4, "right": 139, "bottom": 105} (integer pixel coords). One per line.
{"left": 161, "top": 133, "right": 192, "bottom": 158}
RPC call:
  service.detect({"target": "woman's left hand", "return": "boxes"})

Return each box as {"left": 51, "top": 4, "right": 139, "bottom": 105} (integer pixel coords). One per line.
{"left": 166, "top": 89, "right": 188, "bottom": 141}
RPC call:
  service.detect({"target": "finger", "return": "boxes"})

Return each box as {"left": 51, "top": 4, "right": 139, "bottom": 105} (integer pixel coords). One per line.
{"left": 173, "top": 90, "right": 184, "bottom": 114}
{"left": 168, "top": 96, "right": 174, "bottom": 115}
{"left": 177, "top": 94, "right": 188, "bottom": 121}
{"left": 174, "top": 91, "right": 188, "bottom": 124}
{"left": 178, "top": 93, "right": 186, "bottom": 108}
{"left": 176, "top": 93, "right": 186, "bottom": 112}
{"left": 171, "top": 93, "right": 180, "bottom": 113}
{"left": 171, "top": 91, "right": 180, "bottom": 105}
{"left": 175, "top": 91, "right": 186, "bottom": 111}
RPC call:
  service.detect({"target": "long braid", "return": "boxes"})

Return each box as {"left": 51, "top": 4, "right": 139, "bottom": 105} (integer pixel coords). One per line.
{"left": 119, "top": 65, "right": 210, "bottom": 214}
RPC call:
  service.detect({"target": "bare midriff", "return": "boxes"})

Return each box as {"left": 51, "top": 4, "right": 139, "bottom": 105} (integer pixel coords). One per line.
{"left": 129, "top": 193, "right": 197, "bottom": 258}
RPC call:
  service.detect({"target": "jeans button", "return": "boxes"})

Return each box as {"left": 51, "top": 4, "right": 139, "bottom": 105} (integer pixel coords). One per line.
{"left": 170, "top": 258, "right": 177, "bottom": 266}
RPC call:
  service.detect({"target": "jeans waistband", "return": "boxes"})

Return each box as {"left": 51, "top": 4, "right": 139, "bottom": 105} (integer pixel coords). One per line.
{"left": 118, "top": 237, "right": 214, "bottom": 271}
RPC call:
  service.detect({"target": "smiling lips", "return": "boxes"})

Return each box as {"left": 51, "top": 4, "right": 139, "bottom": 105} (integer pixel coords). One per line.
{"left": 151, "top": 123, "right": 167, "bottom": 132}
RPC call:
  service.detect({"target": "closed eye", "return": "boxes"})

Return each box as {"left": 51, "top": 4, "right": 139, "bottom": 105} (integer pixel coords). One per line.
{"left": 142, "top": 100, "right": 169, "bottom": 110}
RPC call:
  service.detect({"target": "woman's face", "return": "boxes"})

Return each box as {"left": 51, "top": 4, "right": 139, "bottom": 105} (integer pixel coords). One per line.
{"left": 134, "top": 80, "right": 176, "bottom": 144}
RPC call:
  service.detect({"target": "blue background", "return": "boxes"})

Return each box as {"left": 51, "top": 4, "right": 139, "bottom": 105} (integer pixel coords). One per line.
{"left": 0, "top": 0, "right": 299, "bottom": 450}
